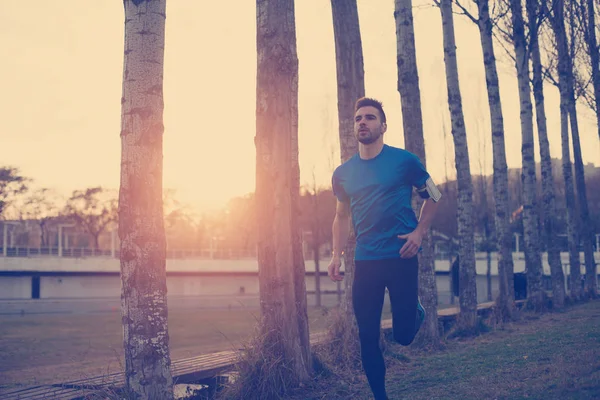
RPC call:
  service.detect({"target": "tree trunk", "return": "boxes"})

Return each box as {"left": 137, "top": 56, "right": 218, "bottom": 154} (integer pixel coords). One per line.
{"left": 439, "top": 0, "right": 477, "bottom": 330}
{"left": 560, "top": 102, "right": 583, "bottom": 300}
{"left": 290, "top": 53, "right": 311, "bottom": 372}
{"left": 548, "top": 0, "right": 595, "bottom": 299}
{"left": 310, "top": 188, "right": 322, "bottom": 308}
{"left": 92, "top": 233, "right": 101, "bottom": 252}
{"left": 567, "top": 100, "right": 597, "bottom": 298}
{"left": 510, "top": 0, "right": 546, "bottom": 311}
{"left": 486, "top": 250, "right": 492, "bottom": 301}
{"left": 255, "top": 0, "right": 311, "bottom": 387}
{"left": 331, "top": 0, "right": 363, "bottom": 332}
{"left": 585, "top": 0, "right": 600, "bottom": 142}
{"left": 567, "top": 0, "right": 595, "bottom": 298}
{"left": 313, "top": 243, "right": 321, "bottom": 307}
{"left": 583, "top": 0, "right": 600, "bottom": 296}
{"left": 449, "top": 251, "right": 455, "bottom": 305}
{"left": 119, "top": 1, "right": 173, "bottom": 399}
{"left": 526, "top": 0, "right": 566, "bottom": 308}
{"left": 395, "top": 0, "right": 440, "bottom": 344}
{"left": 477, "top": 0, "right": 515, "bottom": 317}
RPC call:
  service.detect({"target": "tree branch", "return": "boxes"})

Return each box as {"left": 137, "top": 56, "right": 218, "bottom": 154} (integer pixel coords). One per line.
{"left": 454, "top": 0, "right": 479, "bottom": 24}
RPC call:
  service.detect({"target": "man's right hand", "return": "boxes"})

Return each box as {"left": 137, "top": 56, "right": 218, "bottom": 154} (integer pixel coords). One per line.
{"left": 328, "top": 256, "right": 344, "bottom": 281}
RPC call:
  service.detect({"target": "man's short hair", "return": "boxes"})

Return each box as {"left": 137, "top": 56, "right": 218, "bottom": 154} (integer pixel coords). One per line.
{"left": 354, "top": 97, "right": 386, "bottom": 123}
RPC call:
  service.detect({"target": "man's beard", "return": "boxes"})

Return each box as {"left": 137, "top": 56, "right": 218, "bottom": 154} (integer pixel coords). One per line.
{"left": 357, "top": 130, "right": 381, "bottom": 144}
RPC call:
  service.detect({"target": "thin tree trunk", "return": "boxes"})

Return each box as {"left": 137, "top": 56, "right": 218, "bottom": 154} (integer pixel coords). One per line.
{"left": 560, "top": 102, "right": 583, "bottom": 300}
{"left": 487, "top": 250, "right": 492, "bottom": 301}
{"left": 548, "top": 0, "right": 596, "bottom": 299}
{"left": 449, "top": 251, "right": 455, "bottom": 304}
{"left": 310, "top": 184, "right": 322, "bottom": 308}
{"left": 567, "top": 101, "right": 597, "bottom": 298}
{"left": 439, "top": 0, "right": 477, "bottom": 330}
{"left": 527, "top": 0, "right": 566, "bottom": 308}
{"left": 584, "top": 0, "right": 600, "bottom": 295}
{"left": 510, "top": 0, "right": 546, "bottom": 311}
{"left": 476, "top": 0, "right": 515, "bottom": 317}
{"left": 330, "top": 0, "right": 363, "bottom": 328}
{"left": 255, "top": 0, "right": 311, "bottom": 386}
{"left": 119, "top": 1, "right": 173, "bottom": 399}
{"left": 291, "top": 58, "right": 311, "bottom": 371}
{"left": 568, "top": 0, "right": 597, "bottom": 299}
{"left": 585, "top": 0, "right": 600, "bottom": 142}
{"left": 313, "top": 235, "right": 321, "bottom": 307}
{"left": 395, "top": 0, "right": 440, "bottom": 344}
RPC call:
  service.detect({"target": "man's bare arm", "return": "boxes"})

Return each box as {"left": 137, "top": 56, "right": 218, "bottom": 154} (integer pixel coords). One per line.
{"left": 414, "top": 198, "right": 440, "bottom": 236}
{"left": 398, "top": 181, "right": 442, "bottom": 258}
{"left": 331, "top": 200, "right": 350, "bottom": 259}
{"left": 329, "top": 200, "right": 350, "bottom": 281}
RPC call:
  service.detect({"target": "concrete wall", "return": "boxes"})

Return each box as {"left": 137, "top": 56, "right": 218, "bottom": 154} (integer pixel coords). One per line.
{"left": 0, "top": 252, "right": 538, "bottom": 274}
{"left": 1, "top": 252, "right": 598, "bottom": 300}
{"left": 0, "top": 273, "right": 501, "bottom": 306}
{"left": 0, "top": 276, "right": 31, "bottom": 299}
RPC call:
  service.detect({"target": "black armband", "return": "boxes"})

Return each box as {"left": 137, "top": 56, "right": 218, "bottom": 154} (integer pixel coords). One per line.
{"left": 416, "top": 177, "right": 442, "bottom": 202}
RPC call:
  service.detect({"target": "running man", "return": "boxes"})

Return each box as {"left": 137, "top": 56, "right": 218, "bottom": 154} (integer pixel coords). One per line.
{"left": 328, "top": 97, "right": 442, "bottom": 400}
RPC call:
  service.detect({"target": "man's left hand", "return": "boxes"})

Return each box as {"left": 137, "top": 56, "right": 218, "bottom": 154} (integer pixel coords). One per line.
{"left": 398, "top": 230, "right": 423, "bottom": 259}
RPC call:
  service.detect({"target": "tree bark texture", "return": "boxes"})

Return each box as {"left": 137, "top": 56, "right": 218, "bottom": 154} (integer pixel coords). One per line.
{"left": 331, "top": 0, "right": 364, "bottom": 325}
{"left": 395, "top": 0, "right": 440, "bottom": 344}
{"left": 510, "top": 0, "right": 545, "bottom": 311}
{"left": 526, "top": 0, "right": 566, "bottom": 308}
{"left": 440, "top": 0, "right": 478, "bottom": 329}
{"left": 477, "top": 0, "right": 515, "bottom": 315}
{"left": 255, "top": 0, "right": 311, "bottom": 383}
{"left": 119, "top": 1, "right": 173, "bottom": 399}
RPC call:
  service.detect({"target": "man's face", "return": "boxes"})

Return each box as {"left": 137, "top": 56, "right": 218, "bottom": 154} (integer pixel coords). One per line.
{"left": 354, "top": 106, "right": 386, "bottom": 145}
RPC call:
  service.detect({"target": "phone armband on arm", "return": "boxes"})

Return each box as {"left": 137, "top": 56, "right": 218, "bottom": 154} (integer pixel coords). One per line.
{"left": 416, "top": 178, "right": 442, "bottom": 202}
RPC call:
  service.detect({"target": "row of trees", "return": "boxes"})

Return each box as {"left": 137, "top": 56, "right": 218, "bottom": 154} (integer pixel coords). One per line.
{"left": 0, "top": 175, "right": 117, "bottom": 250}
{"left": 9, "top": 0, "right": 594, "bottom": 398}
{"left": 252, "top": 0, "right": 600, "bottom": 396}
{"left": 3, "top": 161, "right": 596, "bottom": 255}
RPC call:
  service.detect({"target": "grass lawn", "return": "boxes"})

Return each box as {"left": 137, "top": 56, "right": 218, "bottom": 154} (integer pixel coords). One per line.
{"left": 287, "top": 300, "right": 600, "bottom": 400}
{"left": 0, "top": 304, "right": 393, "bottom": 387}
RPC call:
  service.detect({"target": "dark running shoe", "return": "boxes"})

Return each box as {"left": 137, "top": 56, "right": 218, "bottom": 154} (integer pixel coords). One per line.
{"left": 415, "top": 297, "right": 426, "bottom": 334}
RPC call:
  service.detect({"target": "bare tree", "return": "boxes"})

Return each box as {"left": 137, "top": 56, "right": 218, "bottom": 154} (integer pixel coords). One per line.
{"left": 395, "top": 0, "right": 440, "bottom": 345}
{"left": 438, "top": 0, "right": 478, "bottom": 330}
{"left": 118, "top": 1, "right": 173, "bottom": 398}
{"left": 255, "top": 0, "right": 312, "bottom": 393}
{"left": 65, "top": 187, "right": 117, "bottom": 250}
{"left": 329, "top": 0, "right": 363, "bottom": 357}
{"left": 0, "top": 167, "right": 28, "bottom": 219}
{"left": 582, "top": 0, "right": 600, "bottom": 142}
{"left": 510, "top": 0, "right": 546, "bottom": 310}
{"left": 546, "top": 0, "right": 597, "bottom": 298}
{"left": 526, "top": 0, "right": 566, "bottom": 307}
{"left": 455, "top": 0, "right": 515, "bottom": 320}
{"left": 18, "top": 188, "right": 62, "bottom": 247}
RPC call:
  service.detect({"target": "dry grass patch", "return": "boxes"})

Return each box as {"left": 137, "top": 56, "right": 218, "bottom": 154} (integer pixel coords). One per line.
{"left": 285, "top": 300, "right": 600, "bottom": 400}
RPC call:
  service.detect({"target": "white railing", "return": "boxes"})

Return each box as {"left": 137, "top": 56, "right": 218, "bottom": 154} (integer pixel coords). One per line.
{"left": 0, "top": 246, "right": 259, "bottom": 259}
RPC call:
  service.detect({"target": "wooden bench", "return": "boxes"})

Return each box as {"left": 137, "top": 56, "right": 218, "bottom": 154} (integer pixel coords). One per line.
{"left": 0, "top": 301, "right": 507, "bottom": 400}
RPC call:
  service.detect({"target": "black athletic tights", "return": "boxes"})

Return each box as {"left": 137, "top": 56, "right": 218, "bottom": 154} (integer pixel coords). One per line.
{"left": 353, "top": 257, "right": 419, "bottom": 400}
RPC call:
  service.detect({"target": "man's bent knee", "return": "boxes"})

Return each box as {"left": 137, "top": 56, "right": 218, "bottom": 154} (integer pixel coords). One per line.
{"left": 393, "top": 330, "right": 416, "bottom": 346}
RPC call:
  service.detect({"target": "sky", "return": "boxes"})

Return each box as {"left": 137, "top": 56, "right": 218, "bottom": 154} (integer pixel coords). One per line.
{"left": 1, "top": 0, "right": 598, "bottom": 215}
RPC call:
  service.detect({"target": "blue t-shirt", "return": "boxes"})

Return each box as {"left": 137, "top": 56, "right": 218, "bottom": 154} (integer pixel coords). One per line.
{"left": 332, "top": 144, "right": 430, "bottom": 260}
